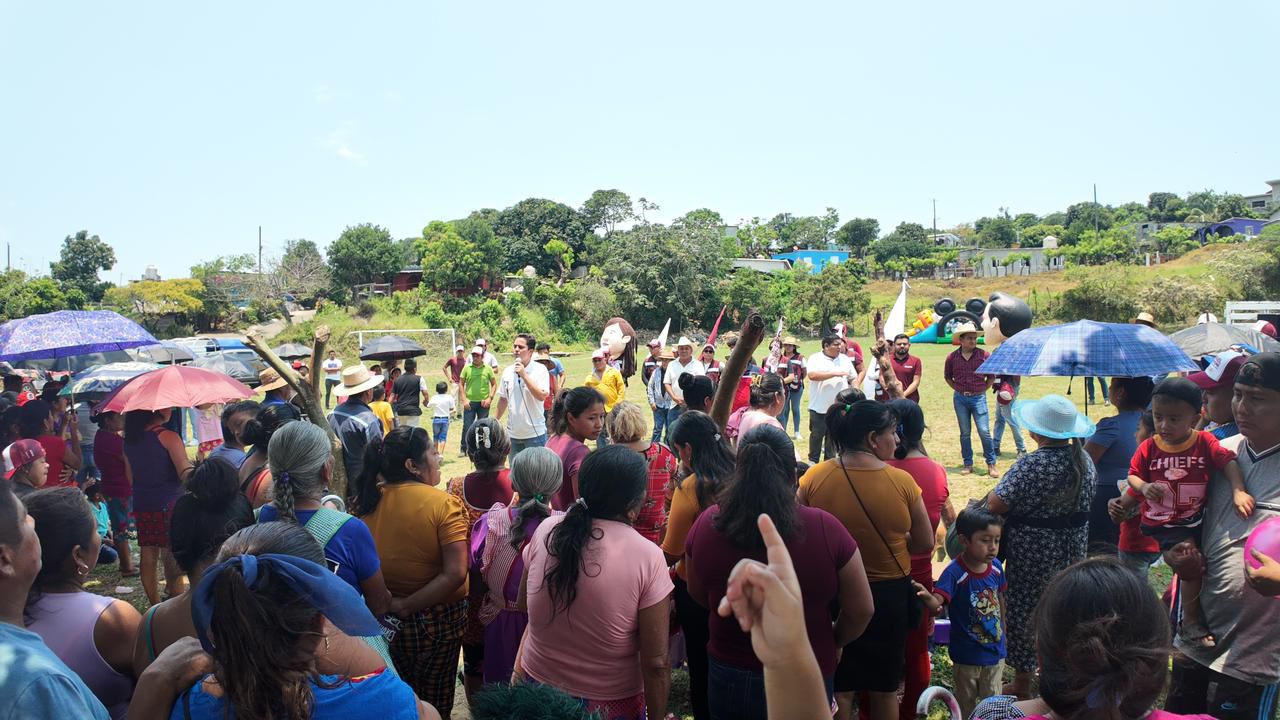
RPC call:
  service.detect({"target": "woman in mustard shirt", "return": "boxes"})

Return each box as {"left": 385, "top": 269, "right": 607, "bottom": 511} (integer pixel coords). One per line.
{"left": 353, "top": 426, "right": 470, "bottom": 719}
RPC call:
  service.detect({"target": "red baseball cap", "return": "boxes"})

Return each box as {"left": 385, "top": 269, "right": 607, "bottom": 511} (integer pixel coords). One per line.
{"left": 3, "top": 439, "right": 45, "bottom": 479}
{"left": 1255, "top": 320, "right": 1278, "bottom": 339}
{"left": 1188, "top": 351, "right": 1246, "bottom": 391}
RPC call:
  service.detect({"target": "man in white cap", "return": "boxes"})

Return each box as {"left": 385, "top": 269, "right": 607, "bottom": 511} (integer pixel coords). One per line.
{"left": 459, "top": 346, "right": 497, "bottom": 456}
{"left": 664, "top": 336, "right": 706, "bottom": 413}
{"left": 442, "top": 344, "right": 467, "bottom": 417}
{"left": 327, "top": 364, "right": 385, "bottom": 482}
{"left": 476, "top": 338, "right": 499, "bottom": 370}
{"left": 495, "top": 333, "right": 550, "bottom": 456}
{"left": 944, "top": 322, "right": 996, "bottom": 476}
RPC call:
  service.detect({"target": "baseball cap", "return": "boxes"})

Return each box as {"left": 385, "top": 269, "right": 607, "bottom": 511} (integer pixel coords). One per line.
{"left": 647, "top": 338, "right": 661, "bottom": 347}
{"left": 1236, "top": 352, "right": 1280, "bottom": 392}
{"left": 591, "top": 349, "right": 607, "bottom": 360}
{"left": 475, "top": 338, "right": 487, "bottom": 346}
{"left": 455, "top": 345, "right": 466, "bottom": 352}
{"left": 1254, "top": 320, "right": 1278, "bottom": 339}
{"left": 1188, "top": 351, "right": 1247, "bottom": 391}
{"left": 470, "top": 346, "right": 484, "bottom": 356}
{"left": 3, "top": 439, "right": 45, "bottom": 479}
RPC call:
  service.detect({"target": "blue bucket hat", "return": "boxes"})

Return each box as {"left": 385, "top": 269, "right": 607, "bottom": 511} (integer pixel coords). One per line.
{"left": 1011, "top": 394, "right": 1095, "bottom": 440}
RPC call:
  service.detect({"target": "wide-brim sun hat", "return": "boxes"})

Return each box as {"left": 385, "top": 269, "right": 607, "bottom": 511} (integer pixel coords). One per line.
{"left": 783, "top": 336, "right": 799, "bottom": 347}
{"left": 659, "top": 349, "right": 676, "bottom": 361}
{"left": 1012, "top": 394, "right": 1096, "bottom": 440}
{"left": 952, "top": 322, "right": 979, "bottom": 337}
{"left": 1133, "top": 312, "right": 1157, "bottom": 328}
{"left": 676, "top": 336, "right": 695, "bottom": 348}
{"left": 258, "top": 368, "right": 289, "bottom": 392}
{"left": 533, "top": 350, "right": 555, "bottom": 368}
{"left": 333, "top": 364, "right": 385, "bottom": 397}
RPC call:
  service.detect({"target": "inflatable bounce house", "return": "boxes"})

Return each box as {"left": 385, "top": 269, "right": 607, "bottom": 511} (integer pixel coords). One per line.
{"left": 907, "top": 297, "right": 989, "bottom": 344}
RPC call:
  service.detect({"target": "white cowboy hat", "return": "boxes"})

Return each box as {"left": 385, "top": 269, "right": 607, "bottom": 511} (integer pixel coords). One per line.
{"left": 675, "top": 336, "right": 695, "bottom": 348}
{"left": 1012, "top": 394, "right": 1096, "bottom": 440}
{"left": 333, "top": 364, "right": 384, "bottom": 397}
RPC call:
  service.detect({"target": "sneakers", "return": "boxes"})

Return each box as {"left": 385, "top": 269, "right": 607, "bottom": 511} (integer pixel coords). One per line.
{"left": 793, "top": 431, "right": 803, "bottom": 441}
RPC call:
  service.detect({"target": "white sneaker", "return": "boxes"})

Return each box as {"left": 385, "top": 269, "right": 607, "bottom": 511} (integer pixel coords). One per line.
{"left": 793, "top": 431, "right": 803, "bottom": 441}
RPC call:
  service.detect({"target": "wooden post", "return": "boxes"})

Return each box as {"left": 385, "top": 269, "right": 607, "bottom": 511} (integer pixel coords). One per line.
{"left": 244, "top": 324, "right": 348, "bottom": 496}
{"left": 710, "top": 312, "right": 765, "bottom": 430}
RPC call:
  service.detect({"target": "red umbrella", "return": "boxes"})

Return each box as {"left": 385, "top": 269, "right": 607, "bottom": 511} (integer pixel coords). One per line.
{"left": 97, "top": 365, "right": 254, "bottom": 413}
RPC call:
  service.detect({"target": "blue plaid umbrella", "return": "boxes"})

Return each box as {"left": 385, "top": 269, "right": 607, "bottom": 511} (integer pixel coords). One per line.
{"left": 58, "top": 361, "right": 162, "bottom": 399}
{"left": 0, "top": 310, "right": 158, "bottom": 361}
{"left": 977, "top": 320, "right": 1198, "bottom": 377}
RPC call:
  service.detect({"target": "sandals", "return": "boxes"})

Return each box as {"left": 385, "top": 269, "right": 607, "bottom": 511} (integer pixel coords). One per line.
{"left": 120, "top": 569, "right": 140, "bottom": 578}
{"left": 1179, "top": 620, "right": 1217, "bottom": 649}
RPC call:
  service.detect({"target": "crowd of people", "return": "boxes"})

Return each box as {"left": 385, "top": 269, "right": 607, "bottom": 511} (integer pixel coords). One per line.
{"left": 0, "top": 323, "right": 1278, "bottom": 720}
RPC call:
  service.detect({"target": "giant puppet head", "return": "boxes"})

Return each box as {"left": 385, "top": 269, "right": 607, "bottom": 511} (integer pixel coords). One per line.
{"left": 981, "top": 292, "right": 1033, "bottom": 347}
{"left": 600, "top": 317, "right": 638, "bottom": 382}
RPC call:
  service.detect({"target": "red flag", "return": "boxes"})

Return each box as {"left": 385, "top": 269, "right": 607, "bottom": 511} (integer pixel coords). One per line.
{"left": 706, "top": 305, "right": 727, "bottom": 346}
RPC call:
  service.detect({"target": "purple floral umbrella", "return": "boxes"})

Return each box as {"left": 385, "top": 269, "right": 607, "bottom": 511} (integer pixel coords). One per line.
{"left": 0, "top": 310, "right": 159, "bottom": 362}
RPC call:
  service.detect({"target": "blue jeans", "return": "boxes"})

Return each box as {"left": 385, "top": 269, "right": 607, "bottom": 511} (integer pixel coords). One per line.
{"left": 1086, "top": 376, "right": 1109, "bottom": 404}
{"left": 77, "top": 443, "right": 99, "bottom": 484}
{"left": 778, "top": 388, "right": 803, "bottom": 434}
{"left": 953, "top": 392, "right": 996, "bottom": 467}
{"left": 97, "top": 542, "right": 118, "bottom": 565}
{"left": 651, "top": 406, "right": 678, "bottom": 443}
{"left": 992, "top": 401, "right": 1025, "bottom": 455}
{"left": 461, "top": 401, "right": 489, "bottom": 454}
{"left": 509, "top": 433, "right": 546, "bottom": 457}
{"left": 708, "top": 656, "right": 833, "bottom": 720}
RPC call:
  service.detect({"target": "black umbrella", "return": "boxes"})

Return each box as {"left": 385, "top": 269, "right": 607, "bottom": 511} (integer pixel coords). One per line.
{"left": 191, "top": 352, "right": 260, "bottom": 387}
{"left": 1168, "top": 322, "right": 1280, "bottom": 358}
{"left": 359, "top": 335, "right": 426, "bottom": 361}
{"left": 272, "top": 343, "right": 313, "bottom": 360}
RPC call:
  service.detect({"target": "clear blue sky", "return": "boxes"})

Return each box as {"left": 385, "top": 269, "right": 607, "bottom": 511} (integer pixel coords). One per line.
{"left": 2, "top": 1, "right": 1276, "bottom": 282}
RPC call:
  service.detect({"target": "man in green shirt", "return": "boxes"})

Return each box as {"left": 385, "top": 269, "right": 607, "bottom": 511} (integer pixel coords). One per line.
{"left": 459, "top": 346, "right": 497, "bottom": 456}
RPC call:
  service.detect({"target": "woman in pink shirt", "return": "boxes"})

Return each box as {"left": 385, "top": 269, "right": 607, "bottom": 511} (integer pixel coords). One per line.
{"left": 885, "top": 399, "right": 955, "bottom": 720}
{"left": 544, "top": 387, "right": 605, "bottom": 510}
{"left": 517, "top": 445, "right": 673, "bottom": 720}
{"left": 731, "top": 373, "right": 786, "bottom": 442}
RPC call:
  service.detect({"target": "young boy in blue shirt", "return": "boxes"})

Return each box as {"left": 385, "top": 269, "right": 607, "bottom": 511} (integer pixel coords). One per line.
{"left": 917, "top": 505, "right": 1007, "bottom": 717}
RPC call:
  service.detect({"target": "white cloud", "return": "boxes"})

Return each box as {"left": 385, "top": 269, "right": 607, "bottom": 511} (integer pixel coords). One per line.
{"left": 324, "top": 125, "right": 367, "bottom": 165}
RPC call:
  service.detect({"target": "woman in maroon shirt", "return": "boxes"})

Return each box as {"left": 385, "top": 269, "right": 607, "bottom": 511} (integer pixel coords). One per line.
{"left": 94, "top": 411, "right": 136, "bottom": 577}
{"left": 686, "top": 424, "right": 874, "bottom": 720}
{"left": 885, "top": 399, "right": 954, "bottom": 720}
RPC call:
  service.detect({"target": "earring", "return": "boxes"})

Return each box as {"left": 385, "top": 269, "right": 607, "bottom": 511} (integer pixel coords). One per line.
{"left": 76, "top": 564, "right": 89, "bottom": 576}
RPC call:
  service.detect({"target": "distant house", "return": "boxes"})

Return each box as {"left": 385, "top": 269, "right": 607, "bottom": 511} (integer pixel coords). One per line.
{"left": 1193, "top": 217, "right": 1275, "bottom": 244}
{"left": 392, "top": 266, "right": 423, "bottom": 294}
{"left": 1131, "top": 221, "right": 1204, "bottom": 245}
{"left": 771, "top": 250, "right": 849, "bottom": 274}
{"left": 927, "top": 233, "right": 965, "bottom": 247}
{"left": 1243, "top": 179, "right": 1280, "bottom": 219}
{"left": 731, "top": 258, "right": 792, "bottom": 274}
{"left": 955, "top": 247, "right": 1065, "bottom": 278}
{"left": 378, "top": 266, "right": 495, "bottom": 296}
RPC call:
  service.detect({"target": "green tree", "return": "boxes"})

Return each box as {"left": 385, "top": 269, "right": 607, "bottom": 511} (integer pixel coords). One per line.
{"left": 1214, "top": 194, "right": 1257, "bottom": 220}
{"left": 18, "top": 278, "right": 80, "bottom": 314}
{"left": 104, "top": 279, "right": 204, "bottom": 331}
{"left": 976, "top": 216, "right": 1018, "bottom": 248}
{"left": 1150, "top": 226, "right": 1198, "bottom": 257}
{"left": 1147, "top": 192, "right": 1179, "bottom": 213}
{"left": 1020, "top": 224, "right": 1065, "bottom": 247}
{"left": 790, "top": 259, "right": 870, "bottom": 333}
{"left": 733, "top": 218, "right": 779, "bottom": 257}
{"left": 674, "top": 208, "right": 725, "bottom": 232}
{"left": 327, "top": 223, "right": 403, "bottom": 291}
{"left": 416, "top": 221, "right": 486, "bottom": 292}
{"left": 581, "top": 189, "right": 634, "bottom": 236}
{"left": 50, "top": 230, "right": 116, "bottom": 302}
{"left": 1184, "top": 190, "right": 1222, "bottom": 214}
{"left": 1013, "top": 213, "right": 1040, "bottom": 230}
{"left": 1051, "top": 227, "right": 1137, "bottom": 265}
{"left": 274, "top": 239, "right": 329, "bottom": 300}
{"left": 598, "top": 219, "right": 729, "bottom": 329}
{"left": 543, "top": 238, "right": 574, "bottom": 285}
{"left": 494, "top": 199, "right": 588, "bottom": 277}
{"left": 834, "top": 218, "right": 880, "bottom": 254}
{"left": 454, "top": 215, "right": 505, "bottom": 280}
{"left": 723, "top": 269, "right": 770, "bottom": 322}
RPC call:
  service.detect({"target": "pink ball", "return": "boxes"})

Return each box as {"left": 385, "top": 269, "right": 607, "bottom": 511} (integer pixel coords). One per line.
{"left": 1244, "top": 517, "right": 1280, "bottom": 570}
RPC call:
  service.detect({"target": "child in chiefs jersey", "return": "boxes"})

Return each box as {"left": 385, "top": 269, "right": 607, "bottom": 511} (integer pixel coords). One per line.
{"left": 1117, "top": 377, "right": 1251, "bottom": 648}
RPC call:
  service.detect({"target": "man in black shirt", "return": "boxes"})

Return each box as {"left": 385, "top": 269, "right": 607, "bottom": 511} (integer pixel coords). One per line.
{"left": 390, "top": 357, "right": 427, "bottom": 427}
{"left": 641, "top": 338, "right": 662, "bottom": 385}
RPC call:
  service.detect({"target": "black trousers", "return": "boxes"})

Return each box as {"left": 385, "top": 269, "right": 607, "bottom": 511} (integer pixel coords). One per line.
{"left": 675, "top": 576, "right": 710, "bottom": 720}
{"left": 808, "top": 410, "right": 835, "bottom": 464}
{"left": 1165, "top": 653, "right": 1278, "bottom": 720}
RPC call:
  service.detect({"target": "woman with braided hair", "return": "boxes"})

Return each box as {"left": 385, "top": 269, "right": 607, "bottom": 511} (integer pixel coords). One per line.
{"left": 469, "top": 446, "right": 563, "bottom": 685}
{"left": 686, "top": 424, "right": 874, "bottom": 720}
{"left": 257, "top": 421, "right": 393, "bottom": 620}
{"left": 447, "top": 417, "right": 514, "bottom": 700}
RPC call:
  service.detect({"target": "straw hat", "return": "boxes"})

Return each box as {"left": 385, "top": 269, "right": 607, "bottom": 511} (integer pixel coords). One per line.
{"left": 659, "top": 348, "right": 676, "bottom": 361}
{"left": 533, "top": 350, "right": 555, "bottom": 368}
{"left": 952, "top": 322, "right": 979, "bottom": 337}
{"left": 1012, "top": 394, "right": 1096, "bottom": 440}
{"left": 333, "top": 364, "right": 384, "bottom": 397}
{"left": 782, "top": 336, "right": 799, "bottom": 347}
{"left": 258, "top": 368, "right": 289, "bottom": 392}
{"left": 1133, "top": 312, "right": 1157, "bottom": 329}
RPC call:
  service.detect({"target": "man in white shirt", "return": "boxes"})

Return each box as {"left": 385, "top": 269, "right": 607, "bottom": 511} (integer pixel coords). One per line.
{"left": 322, "top": 351, "right": 343, "bottom": 408}
{"left": 664, "top": 336, "right": 706, "bottom": 413}
{"left": 804, "top": 333, "right": 856, "bottom": 463}
{"left": 475, "top": 338, "right": 500, "bottom": 370}
{"left": 495, "top": 332, "right": 551, "bottom": 456}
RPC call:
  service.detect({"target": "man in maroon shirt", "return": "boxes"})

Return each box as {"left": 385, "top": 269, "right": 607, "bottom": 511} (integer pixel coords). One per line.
{"left": 943, "top": 323, "right": 996, "bottom": 476}
{"left": 876, "top": 334, "right": 923, "bottom": 403}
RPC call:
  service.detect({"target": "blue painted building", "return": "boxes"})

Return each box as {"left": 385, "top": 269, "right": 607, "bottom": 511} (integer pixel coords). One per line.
{"left": 1194, "top": 217, "right": 1275, "bottom": 244}
{"left": 771, "top": 249, "right": 850, "bottom": 274}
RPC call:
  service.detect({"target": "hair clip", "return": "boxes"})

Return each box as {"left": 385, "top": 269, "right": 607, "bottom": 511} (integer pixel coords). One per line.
{"left": 477, "top": 425, "right": 491, "bottom": 449}
{"left": 278, "top": 471, "right": 291, "bottom": 487}
{"left": 714, "top": 433, "right": 722, "bottom": 441}
{"left": 575, "top": 497, "right": 589, "bottom": 510}
{"left": 533, "top": 493, "right": 547, "bottom": 503}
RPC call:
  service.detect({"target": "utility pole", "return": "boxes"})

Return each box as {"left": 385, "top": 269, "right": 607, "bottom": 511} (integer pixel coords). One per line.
{"left": 1093, "top": 184, "right": 1100, "bottom": 239}
{"left": 258, "top": 226, "right": 263, "bottom": 275}
{"left": 6, "top": 243, "right": 9, "bottom": 271}
{"left": 932, "top": 199, "right": 938, "bottom": 240}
